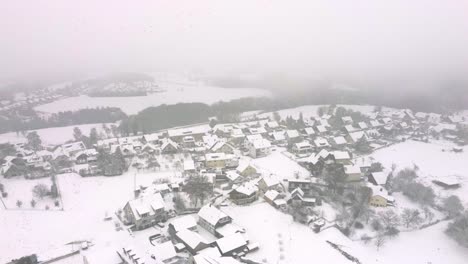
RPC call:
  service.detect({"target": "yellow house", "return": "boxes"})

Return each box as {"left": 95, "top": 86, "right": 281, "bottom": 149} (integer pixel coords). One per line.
{"left": 236, "top": 162, "right": 257, "bottom": 177}
{"left": 205, "top": 153, "right": 227, "bottom": 169}
{"left": 368, "top": 185, "right": 395, "bottom": 207}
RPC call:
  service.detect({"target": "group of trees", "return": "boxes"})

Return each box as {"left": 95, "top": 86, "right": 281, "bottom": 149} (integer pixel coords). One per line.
{"left": 72, "top": 127, "right": 99, "bottom": 148}
{"left": 0, "top": 107, "right": 126, "bottom": 134}
{"left": 446, "top": 212, "right": 468, "bottom": 247}
{"left": 96, "top": 148, "right": 127, "bottom": 176}
{"left": 392, "top": 168, "right": 435, "bottom": 206}
{"left": 183, "top": 175, "right": 213, "bottom": 207}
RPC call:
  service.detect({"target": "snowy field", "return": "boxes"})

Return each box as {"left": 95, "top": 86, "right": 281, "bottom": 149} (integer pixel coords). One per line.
{"left": 35, "top": 79, "right": 271, "bottom": 115}
{"left": 225, "top": 202, "right": 468, "bottom": 264}
{"left": 369, "top": 140, "right": 468, "bottom": 206}
{"left": 0, "top": 169, "right": 180, "bottom": 263}
{"left": 250, "top": 148, "right": 311, "bottom": 180}
{"left": 258, "top": 104, "right": 383, "bottom": 120}
{"left": 0, "top": 123, "right": 113, "bottom": 145}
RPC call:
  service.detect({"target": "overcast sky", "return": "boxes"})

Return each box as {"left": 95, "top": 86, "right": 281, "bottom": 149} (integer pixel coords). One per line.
{"left": 1, "top": 0, "right": 468, "bottom": 83}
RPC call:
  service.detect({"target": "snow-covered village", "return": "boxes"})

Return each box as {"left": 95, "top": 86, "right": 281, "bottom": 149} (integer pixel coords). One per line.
{"left": 2, "top": 2, "right": 468, "bottom": 264}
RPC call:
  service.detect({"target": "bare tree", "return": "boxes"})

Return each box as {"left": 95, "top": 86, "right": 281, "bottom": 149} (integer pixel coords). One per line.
{"left": 401, "top": 208, "right": 423, "bottom": 228}
{"left": 423, "top": 207, "right": 435, "bottom": 222}
{"left": 375, "top": 231, "right": 387, "bottom": 250}
{"left": 378, "top": 210, "right": 400, "bottom": 229}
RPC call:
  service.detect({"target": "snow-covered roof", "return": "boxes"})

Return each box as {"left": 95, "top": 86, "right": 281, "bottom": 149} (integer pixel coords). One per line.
{"left": 314, "top": 137, "right": 329, "bottom": 147}
{"left": 236, "top": 162, "right": 255, "bottom": 173}
{"left": 176, "top": 229, "right": 208, "bottom": 249}
{"left": 285, "top": 130, "right": 300, "bottom": 138}
{"left": 183, "top": 159, "right": 196, "bottom": 171}
{"left": 260, "top": 176, "right": 280, "bottom": 187}
{"left": 126, "top": 193, "right": 165, "bottom": 221}
{"left": 294, "top": 141, "right": 312, "bottom": 149}
{"left": 248, "top": 127, "right": 267, "bottom": 135}
{"left": 216, "top": 233, "right": 247, "bottom": 255}
{"left": 233, "top": 182, "right": 258, "bottom": 196}
{"left": 206, "top": 152, "right": 227, "bottom": 161}
{"left": 153, "top": 241, "right": 177, "bottom": 262}
{"left": 161, "top": 138, "right": 179, "bottom": 150}
{"left": 226, "top": 170, "right": 241, "bottom": 182}
{"left": 344, "top": 125, "right": 356, "bottom": 133}
{"left": 332, "top": 151, "right": 351, "bottom": 160}
{"left": 170, "top": 215, "right": 197, "bottom": 233}
{"left": 303, "top": 127, "right": 315, "bottom": 135}
{"left": 344, "top": 165, "right": 361, "bottom": 175}
{"left": 245, "top": 134, "right": 263, "bottom": 143}
{"left": 370, "top": 172, "right": 388, "bottom": 185}
{"left": 272, "top": 132, "right": 286, "bottom": 141}
{"left": 358, "top": 122, "right": 368, "bottom": 129}
{"left": 264, "top": 190, "right": 279, "bottom": 201}
{"left": 342, "top": 116, "right": 353, "bottom": 123}
{"left": 368, "top": 184, "right": 394, "bottom": 202}
{"left": 266, "top": 121, "right": 279, "bottom": 128}
{"left": 252, "top": 138, "right": 271, "bottom": 149}
{"left": 348, "top": 131, "right": 367, "bottom": 142}
{"left": 210, "top": 141, "right": 232, "bottom": 152}
{"left": 168, "top": 125, "right": 211, "bottom": 137}
{"left": 316, "top": 125, "right": 327, "bottom": 133}
{"left": 198, "top": 205, "right": 229, "bottom": 226}
{"left": 332, "top": 136, "right": 347, "bottom": 145}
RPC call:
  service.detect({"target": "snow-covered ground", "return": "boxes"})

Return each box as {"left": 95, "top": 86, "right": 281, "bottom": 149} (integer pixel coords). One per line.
{"left": 370, "top": 140, "right": 468, "bottom": 206}
{"left": 35, "top": 77, "right": 271, "bottom": 115}
{"left": 0, "top": 169, "right": 180, "bottom": 263}
{"left": 257, "top": 104, "right": 383, "bottom": 120}
{"left": 250, "top": 148, "right": 311, "bottom": 181}
{"left": 0, "top": 123, "right": 113, "bottom": 145}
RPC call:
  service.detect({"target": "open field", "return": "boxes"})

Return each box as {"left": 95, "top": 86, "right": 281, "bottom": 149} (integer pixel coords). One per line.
{"left": 35, "top": 82, "right": 271, "bottom": 115}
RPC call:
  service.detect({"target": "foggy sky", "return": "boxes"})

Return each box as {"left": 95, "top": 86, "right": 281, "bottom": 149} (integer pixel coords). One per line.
{"left": 1, "top": 0, "right": 468, "bottom": 83}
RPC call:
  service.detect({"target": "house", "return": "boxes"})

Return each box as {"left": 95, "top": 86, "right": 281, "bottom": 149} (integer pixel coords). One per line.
{"left": 343, "top": 165, "right": 362, "bottom": 182}
{"left": 225, "top": 170, "right": 242, "bottom": 184}
{"left": 209, "top": 142, "right": 235, "bottom": 154}
{"left": 175, "top": 229, "right": 211, "bottom": 254}
{"left": 331, "top": 136, "right": 347, "bottom": 147}
{"left": 263, "top": 189, "right": 280, "bottom": 205}
{"left": 236, "top": 162, "right": 257, "bottom": 177}
{"left": 183, "top": 136, "right": 196, "bottom": 148}
{"left": 314, "top": 137, "right": 330, "bottom": 148}
{"left": 168, "top": 126, "right": 210, "bottom": 142}
{"left": 315, "top": 125, "right": 328, "bottom": 134}
{"left": 161, "top": 139, "right": 179, "bottom": 154}
{"left": 357, "top": 122, "right": 368, "bottom": 130}
{"left": 229, "top": 183, "right": 258, "bottom": 205}
{"left": 288, "top": 178, "right": 314, "bottom": 194}
{"left": 285, "top": 130, "right": 301, "bottom": 144}
{"left": 368, "top": 172, "right": 389, "bottom": 186}
{"left": 257, "top": 176, "right": 281, "bottom": 193}
{"left": 205, "top": 153, "right": 231, "bottom": 169}
{"left": 74, "top": 149, "right": 98, "bottom": 164}
{"left": 292, "top": 141, "right": 312, "bottom": 155}
{"left": 248, "top": 127, "right": 267, "bottom": 136}
{"left": 153, "top": 241, "right": 179, "bottom": 264}
{"left": 432, "top": 176, "right": 461, "bottom": 189}
{"left": 302, "top": 127, "right": 315, "bottom": 137}
{"left": 168, "top": 215, "right": 198, "bottom": 236}
{"left": 287, "top": 187, "right": 316, "bottom": 207}
{"left": 123, "top": 193, "right": 166, "bottom": 230}
{"left": 347, "top": 131, "right": 368, "bottom": 144}
{"left": 215, "top": 233, "right": 248, "bottom": 257}
{"left": 143, "top": 132, "right": 162, "bottom": 144}
{"left": 243, "top": 134, "right": 263, "bottom": 149}
{"left": 198, "top": 205, "right": 232, "bottom": 235}
{"left": 341, "top": 116, "right": 353, "bottom": 124}
{"left": 265, "top": 121, "right": 280, "bottom": 130}
{"left": 184, "top": 159, "right": 197, "bottom": 175}
{"left": 344, "top": 125, "right": 357, "bottom": 133}
{"left": 248, "top": 138, "right": 271, "bottom": 158}
{"left": 331, "top": 151, "right": 352, "bottom": 165}
{"left": 270, "top": 132, "right": 287, "bottom": 146}
{"left": 368, "top": 185, "right": 395, "bottom": 207}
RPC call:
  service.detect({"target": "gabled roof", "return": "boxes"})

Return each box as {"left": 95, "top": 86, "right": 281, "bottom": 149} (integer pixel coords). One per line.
{"left": 303, "top": 127, "right": 315, "bottom": 135}
{"left": 216, "top": 233, "right": 247, "bottom": 255}
{"left": 198, "top": 205, "right": 229, "bottom": 226}
{"left": 314, "top": 138, "right": 330, "bottom": 147}
{"left": 252, "top": 139, "right": 271, "bottom": 149}
{"left": 176, "top": 229, "right": 209, "bottom": 250}
{"left": 264, "top": 190, "right": 279, "bottom": 201}
{"left": 126, "top": 193, "right": 165, "bottom": 221}
{"left": 170, "top": 215, "right": 197, "bottom": 233}
{"left": 370, "top": 172, "right": 388, "bottom": 185}
{"left": 332, "top": 136, "right": 347, "bottom": 145}
{"left": 344, "top": 165, "right": 361, "bottom": 175}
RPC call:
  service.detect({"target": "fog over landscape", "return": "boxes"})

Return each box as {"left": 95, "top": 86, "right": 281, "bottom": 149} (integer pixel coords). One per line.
{"left": 2, "top": 1, "right": 468, "bottom": 86}
{"left": 2, "top": 2, "right": 468, "bottom": 264}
